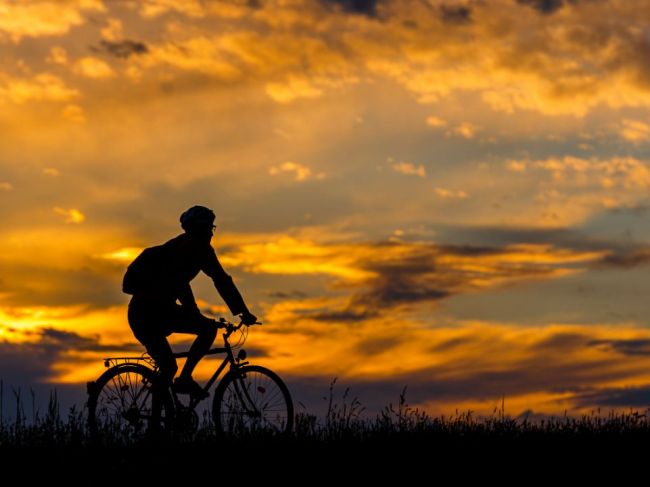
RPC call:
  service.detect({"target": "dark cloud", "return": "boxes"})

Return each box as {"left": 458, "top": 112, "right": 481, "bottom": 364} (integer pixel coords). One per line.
{"left": 437, "top": 224, "right": 650, "bottom": 271}
{"left": 397, "top": 329, "right": 650, "bottom": 406}
{"left": 593, "top": 247, "right": 650, "bottom": 269}
{"left": 292, "top": 236, "right": 609, "bottom": 322}
{"left": 34, "top": 327, "right": 139, "bottom": 355}
{"left": 307, "top": 308, "right": 378, "bottom": 322}
{"left": 428, "top": 336, "right": 477, "bottom": 353}
{"left": 322, "top": 0, "right": 380, "bottom": 16}
{"left": 438, "top": 223, "right": 650, "bottom": 271}
{"left": 435, "top": 224, "right": 599, "bottom": 251}
{"left": 92, "top": 39, "right": 148, "bottom": 59}
{"left": 573, "top": 385, "right": 650, "bottom": 408}
{"left": 606, "top": 204, "right": 650, "bottom": 217}
{"left": 355, "top": 276, "right": 450, "bottom": 309}
{"left": 516, "top": 0, "right": 565, "bottom": 14}
{"left": 531, "top": 332, "right": 589, "bottom": 351}
{"left": 0, "top": 327, "right": 138, "bottom": 384}
{"left": 267, "top": 290, "right": 309, "bottom": 299}
{"left": 398, "top": 360, "right": 624, "bottom": 403}
{"left": 39, "top": 327, "right": 141, "bottom": 354}
{"left": 0, "top": 328, "right": 140, "bottom": 421}
{"left": 588, "top": 338, "right": 650, "bottom": 357}
{"left": 440, "top": 5, "right": 472, "bottom": 23}
{"left": 347, "top": 242, "right": 562, "bottom": 313}
{"left": 352, "top": 248, "right": 450, "bottom": 309}
{"left": 437, "top": 244, "right": 502, "bottom": 256}
{"left": 300, "top": 247, "right": 493, "bottom": 321}
{"left": 236, "top": 345, "right": 269, "bottom": 358}
{"left": 0, "top": 342, "right": 61, "bottom": 385}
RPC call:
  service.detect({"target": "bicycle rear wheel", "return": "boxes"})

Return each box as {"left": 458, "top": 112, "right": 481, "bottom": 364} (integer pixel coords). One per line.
{"left": 212, "top": 365, "right": 293, "bottom": 436}
{"left": 87, "top": 363, "right": 173, "bottom": 441}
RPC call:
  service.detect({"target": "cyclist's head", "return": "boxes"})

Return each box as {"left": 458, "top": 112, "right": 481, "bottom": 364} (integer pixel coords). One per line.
{"left": 180, "top": 205, "right": 216, "bottom": 236}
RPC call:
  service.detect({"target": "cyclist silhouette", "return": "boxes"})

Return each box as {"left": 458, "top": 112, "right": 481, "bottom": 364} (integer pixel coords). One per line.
{"left": 123, "top": 205, "right": 257, "bottom": 399}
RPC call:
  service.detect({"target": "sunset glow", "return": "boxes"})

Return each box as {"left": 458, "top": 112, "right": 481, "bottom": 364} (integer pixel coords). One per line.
{"left": 3, "top": 0, "right": 650, "bottom": 418}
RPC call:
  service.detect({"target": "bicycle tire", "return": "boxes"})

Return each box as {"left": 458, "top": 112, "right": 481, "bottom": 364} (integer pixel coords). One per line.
{"left": 212, "top": 365, "right": 293, "bottom": 436}
{"left": 87, "top": 363, "right": 173, "bottom": 441}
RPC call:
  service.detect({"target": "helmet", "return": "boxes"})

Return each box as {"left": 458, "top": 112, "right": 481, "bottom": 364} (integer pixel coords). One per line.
{"left": 180, "top": 205, "right": 216, "bottom": 232}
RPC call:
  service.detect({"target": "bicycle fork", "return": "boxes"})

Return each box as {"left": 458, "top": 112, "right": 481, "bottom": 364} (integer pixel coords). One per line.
{"left": 231, "top": 369, "right": 262, "bottom": 419}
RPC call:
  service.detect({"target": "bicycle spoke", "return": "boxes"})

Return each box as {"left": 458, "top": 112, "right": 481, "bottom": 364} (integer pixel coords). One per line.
{"left": 89, "top": 364, "right": 173, "bottom": 440}
{"left": 214, "top": 366, "right": 292, "bottom": 435}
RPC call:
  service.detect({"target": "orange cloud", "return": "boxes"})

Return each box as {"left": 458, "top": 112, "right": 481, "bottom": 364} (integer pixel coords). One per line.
{"left": 513, "top": 156, "right": 650, "bottom": 189}
{"left": 0, "top": 0, "right": 105, "bottom": 42}
{"left": 2, "top": 297, "right": 646, "bottom": 418}
{"left": 127, "top": 28, "right": 358, "bottom": 101}
{"left": 139, "top": 36, "right": 242, "bottom": 79}
{"left": 198, "top": 308, "right": 650, "bottom": 416}
{"left": 506, "top": 160, "right": 527, "bottom": 172}
{"left": 46, "top": 46, "right": 68, "bottom": 65}
{"left": 0, "top": 223, "right": 643, "bottom": 418}
{"left": 497, "top": 155, "right": 650, "bottom": 225}
{"left": 4, "top": 0, "right": 650, "bottom": 420}
{"left": 450, "top": 122, "right": 478, "bottom": 139}
{"left": 6, "top": 0, "right": 650, "bottom": 119}
{"left": 266, "top": 75, "right": 324, "bottom": 103}
{"left": 61, "top": 104, "right": 85, "bottom": 123}
{"left": 619, "top": 119, "right": 650, "bottom": 143}
{"left": 391, "top": 161, "right": 426, "bottom": 178}
{"left": 0, "top": 73, "right": 79, "bottom": 104}
{"left": 98, "top": 247, "right": 143, "bottom": 263}
{"left": 138, "top": 0, "right": 206, "bottom": 18}
{"left": 101, "top": 18, "right": 123, "bottom": 41}
{"left": 426, "top": 115, "right": 447, "bottom": 127}
{"left": 216, "top": 235, "right": 608, "bottom": 321}
{"left": 435, "top": 187, "right": 469, "bottom": 199}
{"left": 344, "top": 0, "right": 650, "bottom": 116}
{"left": 73, "top": 56, "right": 115, "bottom": 79}
{"left": 269, "top": 161, "right": 325, "bottom": 181}
{"left": 53, "top": 207, "right": 85, "bottom": 224}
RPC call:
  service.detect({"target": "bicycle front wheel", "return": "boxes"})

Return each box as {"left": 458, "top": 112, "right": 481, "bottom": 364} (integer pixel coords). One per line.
{"left": 212, "top": 365, "right": 293, "bottom": 436}
{"left": 87, "top": 363, "right": 173, "bottom": 441}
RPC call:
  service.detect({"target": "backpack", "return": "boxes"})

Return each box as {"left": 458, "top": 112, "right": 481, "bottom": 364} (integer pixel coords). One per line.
{"left": 122, "top": 245, "right": 165, "bottom": 295}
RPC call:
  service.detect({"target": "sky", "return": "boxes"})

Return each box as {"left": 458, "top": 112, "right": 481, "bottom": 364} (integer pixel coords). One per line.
{"left": 2, "top": 0, "right": 650, "bottom": 419}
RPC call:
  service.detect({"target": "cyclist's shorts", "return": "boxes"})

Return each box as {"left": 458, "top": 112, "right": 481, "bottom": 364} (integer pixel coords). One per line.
{"left": 127, "top": 296, "right": 213, "bottom": 343}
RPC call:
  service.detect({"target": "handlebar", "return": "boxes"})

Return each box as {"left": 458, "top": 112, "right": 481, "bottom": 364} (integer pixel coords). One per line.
{"left": 216, "top": 316, "right": 263, "bottom": 335}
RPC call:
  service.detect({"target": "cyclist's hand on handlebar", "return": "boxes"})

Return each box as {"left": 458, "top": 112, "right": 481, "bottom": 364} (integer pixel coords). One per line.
{"left": 213, "top": 317, "right": 227, "bottom": 329}
{"left": 240, "top": 311, "right": 258, "bottom": 325}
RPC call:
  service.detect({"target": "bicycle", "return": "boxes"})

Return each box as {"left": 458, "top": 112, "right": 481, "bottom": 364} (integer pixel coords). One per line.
{"left": 87, "top": 318, "right": 293, "bottom": 439}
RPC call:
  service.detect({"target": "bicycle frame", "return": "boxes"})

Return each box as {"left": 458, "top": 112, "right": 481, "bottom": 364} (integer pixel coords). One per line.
{"left": 162, "top": 320, "right": 258, "bottom": 414}
{"left": 170, "top": 338, "right": 244, "bottom": 411}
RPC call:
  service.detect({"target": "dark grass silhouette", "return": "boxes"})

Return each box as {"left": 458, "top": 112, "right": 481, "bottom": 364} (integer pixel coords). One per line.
{"left": 1, "top": 378, "right": 649, "bottom": 480}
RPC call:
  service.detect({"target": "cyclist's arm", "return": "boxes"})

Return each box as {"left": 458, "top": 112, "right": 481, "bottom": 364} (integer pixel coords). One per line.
{"left": 202, "top": 246, "right": 249, "bottom": 316}
{"left": 177, "top": 282, "right": 200, "bottom": 314}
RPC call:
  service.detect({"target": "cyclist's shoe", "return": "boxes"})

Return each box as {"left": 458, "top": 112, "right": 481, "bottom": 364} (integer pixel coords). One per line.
{"left": 172, "top": 376, "right": 209, "bottom": 400}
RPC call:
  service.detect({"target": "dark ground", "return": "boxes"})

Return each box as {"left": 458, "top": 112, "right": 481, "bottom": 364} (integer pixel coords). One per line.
{"left": 1, "top": 432, "right": 647, "bottom": 482}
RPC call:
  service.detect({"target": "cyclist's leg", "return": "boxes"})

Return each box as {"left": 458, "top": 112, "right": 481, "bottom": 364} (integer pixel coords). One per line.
{"left": 168, "top": 305, "right": 218, "bottom": 380}
{"left": 126, "top": 302, "right": 176, "bottom": 432}
{"left": 141, "top": 335, "right": 178, "bottom": 385}
{"left": 127, "top": 297, "right": 178, "bottom": 385}
{"left": 140, "top": 336, "right": 177, "bottom": 431}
